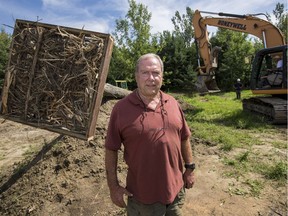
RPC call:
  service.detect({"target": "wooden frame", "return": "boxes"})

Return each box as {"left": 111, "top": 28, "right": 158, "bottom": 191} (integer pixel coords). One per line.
{"left": 1, "top": 19, "right": 114, "bottom": 141}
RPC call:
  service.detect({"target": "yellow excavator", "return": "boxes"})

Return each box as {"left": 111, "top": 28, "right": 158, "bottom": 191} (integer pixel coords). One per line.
{"left": 192, "top": 10, "right": 287, "bottom": 124}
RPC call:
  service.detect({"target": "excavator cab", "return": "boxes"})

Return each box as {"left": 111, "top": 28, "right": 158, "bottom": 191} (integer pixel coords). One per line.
{"left": 192, "top": 9, "right": 286, "bottom": 95}
{"left": 192, "top": 9, "right": 287, "bottom": 123}
{"left": 251, "top": 45, "right": 287, "bottom": 94}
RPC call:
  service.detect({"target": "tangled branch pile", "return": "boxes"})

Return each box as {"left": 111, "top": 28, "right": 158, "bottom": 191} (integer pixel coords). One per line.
{"left": 2, "top": 20, "right": 110, "bottom": 138}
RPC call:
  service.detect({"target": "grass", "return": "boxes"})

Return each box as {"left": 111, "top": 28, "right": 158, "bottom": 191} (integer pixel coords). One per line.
{"left": 244, "top": 179, "right": 264, "bottom": 197}
{"left": 178, "top": 90, "right": 287, "bottom": 193}
{"left": 270, "top": 140, "right": 287, "bottom": 149}
{"left": 181, "top": 90, "right": 276, "bottom": 150}
{"left": 257, "top": 160, "right": 287, "bottom": 182}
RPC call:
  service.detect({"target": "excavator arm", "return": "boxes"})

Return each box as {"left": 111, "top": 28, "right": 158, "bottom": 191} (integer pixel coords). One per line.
{"left": 192, "top": 9, "right": 286, "bottom": 93}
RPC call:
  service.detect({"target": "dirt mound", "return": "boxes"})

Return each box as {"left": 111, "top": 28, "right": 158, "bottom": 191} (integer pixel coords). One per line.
{"left": 0, "top": 98, "right": 287, "bottom": 216}
{"left": 0, "top": 99, "right": 125, "bottom": 216}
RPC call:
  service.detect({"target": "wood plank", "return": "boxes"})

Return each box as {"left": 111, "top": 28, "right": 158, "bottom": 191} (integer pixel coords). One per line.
{"left": 87, "top": 36, "right": 114, "bottom": 139}
{"left": 1, "top": 19, "right": 114, "bottom": 141}
{"left": 24, "top": 27, "right": 44, "bottom": 118}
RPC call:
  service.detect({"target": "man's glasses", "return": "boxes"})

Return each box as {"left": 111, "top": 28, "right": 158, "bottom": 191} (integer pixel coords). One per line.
{"left": 139, "top": 71, "right": 162, "bottom": 79}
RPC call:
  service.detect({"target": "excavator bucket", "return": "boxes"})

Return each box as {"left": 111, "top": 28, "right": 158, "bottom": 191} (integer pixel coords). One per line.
{"left": 196, "top": 75, "right": 220, "bottom": 94}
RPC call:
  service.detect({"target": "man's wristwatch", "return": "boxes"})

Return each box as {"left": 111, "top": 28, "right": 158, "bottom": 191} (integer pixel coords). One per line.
{"left": 184, "top": 163, "right": 195, "bottom": 171}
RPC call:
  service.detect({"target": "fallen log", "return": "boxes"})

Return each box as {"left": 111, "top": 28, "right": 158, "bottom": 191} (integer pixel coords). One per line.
{"left": 104, "top": 83, "right": 131, "bottom": 99}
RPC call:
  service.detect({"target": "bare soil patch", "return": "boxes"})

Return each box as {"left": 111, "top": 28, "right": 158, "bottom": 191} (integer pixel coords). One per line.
{"left": 0, "top": 98, "right": 287, "bottom": 215}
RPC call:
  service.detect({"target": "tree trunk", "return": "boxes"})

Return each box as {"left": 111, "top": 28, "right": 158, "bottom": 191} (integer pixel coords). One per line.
{"left": 103, "top": 83, "right": 131, "bottom": 99}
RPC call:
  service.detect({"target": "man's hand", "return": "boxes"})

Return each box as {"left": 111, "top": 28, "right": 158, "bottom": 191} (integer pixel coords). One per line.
{"left": 183, "top": 169, "right": 195, "bottom": 189}
{"left": 109, "top": 185, "right": 133, "bottom": 208}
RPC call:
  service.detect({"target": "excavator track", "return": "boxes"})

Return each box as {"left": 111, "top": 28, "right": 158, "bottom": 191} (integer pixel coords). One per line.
{"left": 242, "top": 97, "right": 287, "bottom": 124}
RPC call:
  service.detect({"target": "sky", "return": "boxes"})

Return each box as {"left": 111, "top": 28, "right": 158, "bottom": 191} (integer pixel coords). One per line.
{"left": 0, "top": 0, "right": 286, "bottom": 36}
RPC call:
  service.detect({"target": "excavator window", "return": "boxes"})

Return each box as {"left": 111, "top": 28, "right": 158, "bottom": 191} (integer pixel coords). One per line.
{"left": 265, "top": 55, "right": 272, "bottom": 69}
{"left": 259, "top": 53, "right": 283, "bottom": 88}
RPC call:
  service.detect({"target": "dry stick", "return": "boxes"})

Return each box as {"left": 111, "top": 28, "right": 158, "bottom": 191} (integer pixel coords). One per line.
{"left": 24, "top": 27, "right": 44, "bottom": 119}
{"left": 6, "top": 23, "right": 105, "bottom": 136}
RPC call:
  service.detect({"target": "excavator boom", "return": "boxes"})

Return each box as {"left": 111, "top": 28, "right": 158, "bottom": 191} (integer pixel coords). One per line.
{"left": 192, "top": 9, "right": 286, "bottom": 93}
{"left": 192, "top": 10, "right": 287, "bottom": 124}
{"left": 194, "top": 10, "right": 285, "bottom": 48}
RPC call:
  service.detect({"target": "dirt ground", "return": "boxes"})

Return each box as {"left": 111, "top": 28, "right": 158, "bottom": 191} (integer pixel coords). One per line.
{"left": 0, "top": 98, "right": 287, "bottom": 216}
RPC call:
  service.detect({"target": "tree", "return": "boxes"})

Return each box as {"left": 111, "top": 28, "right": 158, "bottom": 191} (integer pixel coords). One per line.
{"left": 214, "top": 3, "right": 287, "bottom": 91}
{"left": 108, "top": 0, "right": 158, "bottom": 88}
{"left": 211, "top": 29, "right": 255, "bottom": 91}
{"left": 0, "top": 28, "right": 11, "bottom": 88}
{"left": 171, "top": 7, "right": 194, "bottom": 47}
{"left": 273, "top": 2, "right": 287, "bottom": 40}
{"left": 158, "top": 7, "right": 197, "bottom": 91}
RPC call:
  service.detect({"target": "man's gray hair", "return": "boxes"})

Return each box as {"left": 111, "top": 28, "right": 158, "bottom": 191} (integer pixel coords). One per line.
{"left": 135, "top": 53, "right": 164, "bottom": 73}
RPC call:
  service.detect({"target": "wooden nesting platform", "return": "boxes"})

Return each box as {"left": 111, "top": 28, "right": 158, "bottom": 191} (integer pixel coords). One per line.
{"left": 1, "top": 19, "right": 114, "bottom": 141}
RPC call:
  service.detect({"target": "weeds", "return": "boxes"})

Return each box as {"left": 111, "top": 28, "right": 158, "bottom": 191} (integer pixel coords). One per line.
{"left": 237, "top": 151, "right": 249, "bottom": 162}
{"left": 183, "top": 90, "right": 284, "bottom": 151}
{"left": 223, "top": 151, "right": 250, "bottom": 176}
{"left": 264, "top": 161, "right": 287, "bottom": 182}
{"left": 180, "top": 90, "right": 287, "bottom": 194}
{"left": 271, "top": 140, "right": 287, "bottom": 149}
{"left": 228, "top": 186, "right": 249, "bottom": 196}
{"left": 245, "top": 179, "right": 264, "bottom": 197}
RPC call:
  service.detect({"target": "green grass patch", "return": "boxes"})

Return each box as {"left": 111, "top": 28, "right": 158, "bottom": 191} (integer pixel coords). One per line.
{"left": 223, "top": 150, "right": 287, "bottom": 186}
{"left": 244, "top": 179, "right": 264, "bottom": 197}
{"left": 270, "top": 140, "right": 287, "bottom": 149}
{"left": 181, "top": 90, "right": 274, "bottom": 151}
{"left": 222, "top": 151, "right": 251, "bottom": 177}
{"left": 178, "top": 90, "right": 287, "bottom": 187}
{"left": 184, "top": 90, "right": 272, "bottom": 129}
{"left": 263, "top": 161, "right": 287, "bottom": 182}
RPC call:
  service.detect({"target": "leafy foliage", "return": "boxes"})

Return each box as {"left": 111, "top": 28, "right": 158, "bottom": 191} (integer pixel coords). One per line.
{"left": 273, "top": 3, "right": 288, "bottom": 40}
{"left": 158, "top": 31, "right": 197, "bottom": 91}
{"left": 0, "top": 28, "right": 11, "bottom": 87}
{"left": 211, "top": 29, "right": 255, "bottom": 91}
{"left": 158, "top": 7, "right": 197, "bottom": 91}
{"left": 0, "top": 1, "right": 286, "bottom": 94}
{"left": 108, "top": 0, "right": 158, "bottom": 88}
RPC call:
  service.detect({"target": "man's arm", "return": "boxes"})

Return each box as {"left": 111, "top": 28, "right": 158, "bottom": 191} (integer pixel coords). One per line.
{"left": 105, "top": 149, "right": 120, "bottom": 190}
{"left": 105, "top": 149, "right": 132, "bottom": 207}
{"left": 181, "top": 138, "right": 193, "bottom": 164}
{"left": 181, "top": 138, "right": 195, "bottom": 189}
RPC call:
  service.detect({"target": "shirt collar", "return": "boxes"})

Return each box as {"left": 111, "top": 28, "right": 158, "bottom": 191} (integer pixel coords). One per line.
{"left": 128, "top": 89, "right": 169, "bottom": 106}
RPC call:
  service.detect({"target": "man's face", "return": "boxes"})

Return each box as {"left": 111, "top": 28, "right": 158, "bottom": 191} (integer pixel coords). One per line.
{"left": 135, "top": 57, "right": 163, "bottom": 97}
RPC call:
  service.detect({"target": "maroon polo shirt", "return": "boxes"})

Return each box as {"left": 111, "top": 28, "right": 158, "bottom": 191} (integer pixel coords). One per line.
{"left": 105, "top": 90, "right": 191, "bottom": 205}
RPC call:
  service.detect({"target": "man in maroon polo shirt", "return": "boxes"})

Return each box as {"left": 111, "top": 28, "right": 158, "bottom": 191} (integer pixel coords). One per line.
{"left": 105, "top": 53, "right": 195, "bottom": 215}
